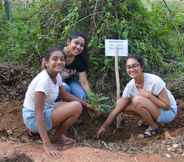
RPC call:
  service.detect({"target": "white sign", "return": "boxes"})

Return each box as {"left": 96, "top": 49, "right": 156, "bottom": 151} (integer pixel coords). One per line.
{"left": 105, "top": 39, "right": 128, "bottom": 56}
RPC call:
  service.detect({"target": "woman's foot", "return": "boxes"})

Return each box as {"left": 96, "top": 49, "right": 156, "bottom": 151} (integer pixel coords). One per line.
{"left": 55, "top": 135, "right": 76, "bottom": 145}
{"left": 26, "top": 129, "right": 40, "bottom": 140}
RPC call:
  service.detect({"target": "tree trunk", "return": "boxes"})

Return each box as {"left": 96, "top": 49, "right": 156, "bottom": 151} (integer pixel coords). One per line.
{"left": 4, "top": 0, "right": 11, "bottom": 20}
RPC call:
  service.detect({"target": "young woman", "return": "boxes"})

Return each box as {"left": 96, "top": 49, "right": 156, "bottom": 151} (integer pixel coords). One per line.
{"left": 97, "top": 55, "right": 177, "bottom": 138}
{"left": 22, "top": 47, "right": 88, "bottom": 157}
{"left": 60, "top": 32, "right": 91, "bottom": 100}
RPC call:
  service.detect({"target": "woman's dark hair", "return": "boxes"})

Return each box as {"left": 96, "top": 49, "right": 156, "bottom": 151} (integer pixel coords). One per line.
{"left": 43, "top": 47, "right": 62, "bottom": 61}
{"left": 68, "top": 32, "right": 87, "bottom": 42}
{"left": 124, "top": 55, "right": 144, "bottom": 68}
{"left": 41, "top": 47, "right": 62, "bottom": 69}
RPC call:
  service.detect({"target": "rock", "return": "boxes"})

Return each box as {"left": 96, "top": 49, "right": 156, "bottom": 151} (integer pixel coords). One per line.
{"left": 176, "top": 148, "right": 183, "bottom": 154}
{"left": 7, "top": 129, "right": 13, "bottom": 135}
{"left": 164, "top": 131, "right": 174, "bottom": 140}
{"left": 172, "top": 143, "right": 179, "bottom": 148}
{"left": 165, "top": 153, "right": 171, "bottom": 158}
{"left": 167, "top": 147, "right": 173, "bottom": 151}
{"left": 137, "top": 134, "right": 144, "bottom": 139}
{"left": 20, "top": 136, "right": 30, "bottom": 143}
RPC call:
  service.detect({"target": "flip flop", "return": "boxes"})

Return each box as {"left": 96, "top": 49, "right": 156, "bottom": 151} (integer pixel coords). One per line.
{"left": 144, "top": 127, "right": 160, "bottom": 138}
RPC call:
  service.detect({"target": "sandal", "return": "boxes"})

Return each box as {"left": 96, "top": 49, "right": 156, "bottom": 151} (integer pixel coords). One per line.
{"left": 26, "top": 129, "right": 40, "bottom": 139}
{"left": 143, "top": 127, "right": 160, "bottom": 138}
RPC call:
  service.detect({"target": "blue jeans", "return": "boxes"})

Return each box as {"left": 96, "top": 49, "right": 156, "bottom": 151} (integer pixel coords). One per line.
{"left": 63, "top": 81, "right": 86, "bottom": 100}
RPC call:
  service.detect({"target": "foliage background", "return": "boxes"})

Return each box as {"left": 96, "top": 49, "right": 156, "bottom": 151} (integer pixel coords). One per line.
{"left": 0, "top": 0, "right": 184, "bottom": 110}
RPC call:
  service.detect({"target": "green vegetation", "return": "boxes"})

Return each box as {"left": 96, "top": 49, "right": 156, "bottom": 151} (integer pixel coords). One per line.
{"left": 0, "top": 0, "right": 184, "bottom": 110}
{"left": 87, "top": 91, "right": 113, "bottom": 113}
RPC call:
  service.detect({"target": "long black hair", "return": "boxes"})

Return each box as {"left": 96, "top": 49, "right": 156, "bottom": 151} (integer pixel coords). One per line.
{"left": 66, "top": 31, "right": 88, "bottom": 69}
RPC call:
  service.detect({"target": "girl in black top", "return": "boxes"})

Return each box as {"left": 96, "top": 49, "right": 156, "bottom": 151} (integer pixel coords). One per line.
{"left": 61, "top": 32, "right": 91, "bottom": 100}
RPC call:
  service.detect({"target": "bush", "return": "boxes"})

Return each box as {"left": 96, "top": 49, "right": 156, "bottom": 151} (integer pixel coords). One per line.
{"left": 0, "top": 0, "right": 184, "bottom": 108}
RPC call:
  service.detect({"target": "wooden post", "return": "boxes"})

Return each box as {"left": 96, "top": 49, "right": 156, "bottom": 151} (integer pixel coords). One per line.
{"left": 115, "top": 48, "right": 120, "bottom": 99}
{"left": 114, "top": 48, "right": 124, "bottom": 128}
{"left": 105, "top": 39, "right": 128, "bottom": 128}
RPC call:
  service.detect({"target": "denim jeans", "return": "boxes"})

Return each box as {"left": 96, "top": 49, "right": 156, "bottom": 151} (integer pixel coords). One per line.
{"left": 22, "top": 106, "right": 54, "bottom": 133}
{"left": 63, "top": 80, "right": 86, "bottom": 100}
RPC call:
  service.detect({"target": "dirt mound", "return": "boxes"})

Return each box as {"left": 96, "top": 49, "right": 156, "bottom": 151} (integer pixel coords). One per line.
{"left": 0, "top": 101, "right": 25, "bottom": 139}
{"left": 0, "top": 141, "right": 177, "bottom": 162}
{"left": 0, "top": 100, "right": 184, "bottom": 161}
{"left": 0, "top": 64, "right": 35, "bottom": 100}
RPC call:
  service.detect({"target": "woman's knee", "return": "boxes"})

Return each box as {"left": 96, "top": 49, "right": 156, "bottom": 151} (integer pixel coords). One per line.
{"left": 116, "top": 98, "right": 122, "bottom": 105}
{"left": 132, "top": 96, "right": 160, "bottom": 118}
{"left": 132, "top": 96, "right": 146, "bottom": 107}
{"left": 71, "top": 101, "right": 83, "bottom": 117}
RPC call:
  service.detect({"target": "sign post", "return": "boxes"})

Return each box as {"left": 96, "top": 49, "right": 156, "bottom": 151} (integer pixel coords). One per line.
{"left": 105, "top": 39, "right": 128, "bottom": 128}
{"left": 115, "top": 48, "right": 120, "bottom": 99}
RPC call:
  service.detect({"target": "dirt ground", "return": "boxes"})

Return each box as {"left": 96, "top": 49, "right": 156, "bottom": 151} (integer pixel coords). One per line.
{"left": 0, "top": 100, "right": 184, "bottom": 162}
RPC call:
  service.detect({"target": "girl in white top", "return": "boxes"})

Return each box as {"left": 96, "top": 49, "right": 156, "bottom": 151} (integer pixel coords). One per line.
{"left": 22, "top": 47, "right": 90, "bottom": 157}
{"left": 97, "top": 55, "right": 177, "bottom": 138}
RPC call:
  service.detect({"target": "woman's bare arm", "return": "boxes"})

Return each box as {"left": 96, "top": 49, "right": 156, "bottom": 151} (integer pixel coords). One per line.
{"left": 138, "top": 88, "right": 170, "bottom": 109}
{"left": 79, "top": 72, "right": 91, "bottom": 92}
{"left": 96, "top": 97, "right": 130, "bottom": 138}
{"left": 35, "top": 92, "right": 51, "bottom": 145}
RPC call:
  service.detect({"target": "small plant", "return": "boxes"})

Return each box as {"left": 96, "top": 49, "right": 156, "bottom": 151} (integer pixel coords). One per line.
{"left": 87, "top": 91, "right": 114, "bottom": 113}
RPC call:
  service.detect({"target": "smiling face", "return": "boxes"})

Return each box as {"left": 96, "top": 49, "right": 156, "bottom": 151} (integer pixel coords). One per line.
{"left": 126, "top": 58, "right": 143, "bottom": 79}
{"left": 67, "top": 36, "right": 85, "bottom": 56}
{"left": 45, "top": 50, "right": 65, "bottom": 75}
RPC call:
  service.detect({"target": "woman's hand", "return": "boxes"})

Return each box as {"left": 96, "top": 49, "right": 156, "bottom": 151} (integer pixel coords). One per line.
{"left": 43, "top": 143, "right": 62, "bottom": 158}
{"left": 135, "top": 84, "right": 151, "bottom": 98}
{"left": 96, "top": 126, "right": 106, "bottom": 139}
{"left": 80, "top": 101, "right": 100, "bottom": 115}
{"left": 138, "top": 89, "right": 151, "bottom": 98}
{"left": 81, "top": 101, "right": 93, "bottom": 111}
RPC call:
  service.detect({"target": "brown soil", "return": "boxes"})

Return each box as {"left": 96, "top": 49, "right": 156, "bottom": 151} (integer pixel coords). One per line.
{"left": 0, "top": 100, "right": 184, "bottom": 162}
